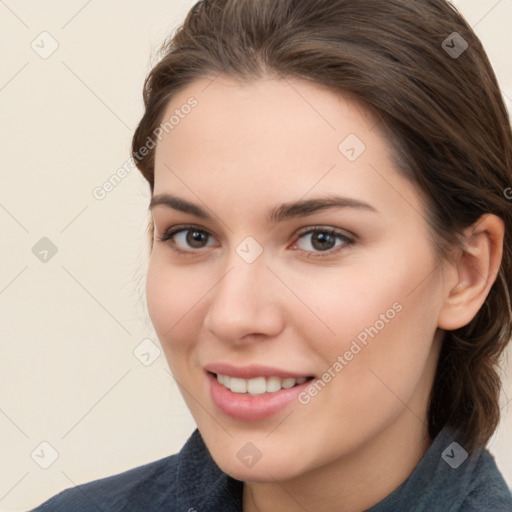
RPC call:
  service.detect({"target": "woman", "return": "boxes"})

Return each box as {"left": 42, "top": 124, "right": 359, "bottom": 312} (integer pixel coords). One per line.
{"left": 33, "top": 0, "right": 512, "bottom": 510}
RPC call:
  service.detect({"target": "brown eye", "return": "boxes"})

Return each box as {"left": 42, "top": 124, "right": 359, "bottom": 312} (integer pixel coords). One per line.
{"left": 186, "top": 230, "right": 210, "bottom": 248}
{"left": 310, "top": 232, "right": 337, "bottom": 251}
{"left": 157, "top": 226, "right": 216, "bottom": 251}
{"left": 294, "top": 227, "right": 353, "bottom": 255}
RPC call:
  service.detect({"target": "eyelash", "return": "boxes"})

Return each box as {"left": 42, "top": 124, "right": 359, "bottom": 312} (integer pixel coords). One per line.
{"left": 155, "top": 224, "right": 355, "bottom": 259}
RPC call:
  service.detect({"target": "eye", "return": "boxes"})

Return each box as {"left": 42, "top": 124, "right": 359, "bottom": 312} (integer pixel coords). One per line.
{"left": 156, "top": 225, "right": 217, "bottom": 252}
{"left": 156, "top": 224, "right": 354, "bottom": 257}
{"left": 292, "top": 227, "right": 354, "bottom": 255}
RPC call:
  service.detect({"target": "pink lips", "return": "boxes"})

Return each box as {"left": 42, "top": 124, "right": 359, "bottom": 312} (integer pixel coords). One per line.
{"left": 204, "top": 362, "right": 312, "bottom": 380}
{"left": 205, "top": 363, "right": 314, "bottom": 421}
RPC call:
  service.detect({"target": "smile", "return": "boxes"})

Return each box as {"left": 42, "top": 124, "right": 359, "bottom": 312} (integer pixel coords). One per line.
{"left": 215, "top": 373, "right": 312, "bottom": 395}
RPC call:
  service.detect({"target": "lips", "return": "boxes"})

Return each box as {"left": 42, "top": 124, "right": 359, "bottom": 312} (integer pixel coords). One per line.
{"left": 205, "top": 363, "right": 316, "bottom": 421}
{"left": 204, "top": 362, "right": 314, "bottom": 380}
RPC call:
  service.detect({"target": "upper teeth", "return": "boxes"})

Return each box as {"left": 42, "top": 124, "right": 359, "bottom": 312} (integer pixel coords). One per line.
{"left": 216, "top": 374, "right": 308, "bottom": 395}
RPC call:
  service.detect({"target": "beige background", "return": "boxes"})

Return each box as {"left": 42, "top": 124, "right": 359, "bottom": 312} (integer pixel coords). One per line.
{"left": 0, "top": 0, "right": 511, "bottom": 510}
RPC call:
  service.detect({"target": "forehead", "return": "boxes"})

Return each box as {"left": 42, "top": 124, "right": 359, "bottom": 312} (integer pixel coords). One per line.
{"left": 155, "top": 76, "right": 381, "bottom": 172}
{"left": 151, "top": 75, "right": 424, "bottom": 223}
{"left": 160, "top": 75, "right": 374, "bottom": 141}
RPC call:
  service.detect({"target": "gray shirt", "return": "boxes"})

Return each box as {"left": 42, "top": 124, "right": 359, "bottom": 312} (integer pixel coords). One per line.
{"left": 32, "top": 426, "right": 512, "bottom": 511}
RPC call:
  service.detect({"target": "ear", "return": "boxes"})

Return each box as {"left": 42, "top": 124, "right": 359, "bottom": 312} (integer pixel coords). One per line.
{"left": 438, "top": 214, "right": 504, "bottom": 331}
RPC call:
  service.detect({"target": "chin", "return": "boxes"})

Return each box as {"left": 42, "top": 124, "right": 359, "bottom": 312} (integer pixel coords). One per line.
{"left": 220, "top": 462, "right": 298, "bottom": 484}
{"left": 209, "top": 444, "right": 310, "bottom": 483}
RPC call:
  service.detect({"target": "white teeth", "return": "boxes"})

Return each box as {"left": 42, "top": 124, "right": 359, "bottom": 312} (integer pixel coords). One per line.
{"left": 281, "top": 377, "right": 296, "bottom": 389}
{"left": 247, "top": 377, "right": 267, "bottom": 395}
{"left": 216, "top": 373, "right": 310, "bottom": 395}
{"left": 266, "top": 376, "right": 281, "bottom": 393}
{"left": 229, "top": 377, "right": 247, "bottom": 394}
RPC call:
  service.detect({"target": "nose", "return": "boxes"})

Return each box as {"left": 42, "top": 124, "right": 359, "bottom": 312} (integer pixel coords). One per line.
{"left": 203, "top": 255, "right": 285, "bottom": 345}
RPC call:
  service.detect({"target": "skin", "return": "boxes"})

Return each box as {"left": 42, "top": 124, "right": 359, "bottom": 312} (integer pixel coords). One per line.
{"left": 146, "top": 75, "right": 504, "bottom": 512}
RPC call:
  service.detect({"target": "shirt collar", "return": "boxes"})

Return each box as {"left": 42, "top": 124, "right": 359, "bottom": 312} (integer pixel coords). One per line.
{"left": 176, "top": 428, "right": 244, "bottom": 509}
{"left": 367, "top": 426, "right": 483, "bottom": 511}
{"left": 175, "top": 426, "right": 482, "bottom": 511}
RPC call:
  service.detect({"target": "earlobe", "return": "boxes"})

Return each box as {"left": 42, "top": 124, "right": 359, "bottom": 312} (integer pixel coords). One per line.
{"left": 437, "top": 214, "right": 504, "bottom": 331}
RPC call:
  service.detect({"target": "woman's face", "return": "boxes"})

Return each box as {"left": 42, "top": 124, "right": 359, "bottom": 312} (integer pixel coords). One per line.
{"left": 147, "top": 75, "right": 447, "bottom": 482}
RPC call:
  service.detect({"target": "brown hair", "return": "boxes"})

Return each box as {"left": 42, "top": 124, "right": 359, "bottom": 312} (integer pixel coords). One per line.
{"left": 132, "top": 0, "right": 512, "bottom": 451}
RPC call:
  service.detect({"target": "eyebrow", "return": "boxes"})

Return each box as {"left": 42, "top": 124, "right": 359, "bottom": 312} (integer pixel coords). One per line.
{"left": 149, "top": 193, "right": 378, "bottom": 223}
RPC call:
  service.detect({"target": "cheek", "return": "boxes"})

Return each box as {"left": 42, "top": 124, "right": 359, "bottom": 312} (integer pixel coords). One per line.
{"left": 289, "top": 249, "right": 441, "bottom": 388}
{"left": 145, "top": 255, "right": 208, "bottom": 359}
{"left": 281, "top": 260, "right": 408, "bottom": 351}
{"left": 329, "top": 266, "right": 439, "bottom": 406}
